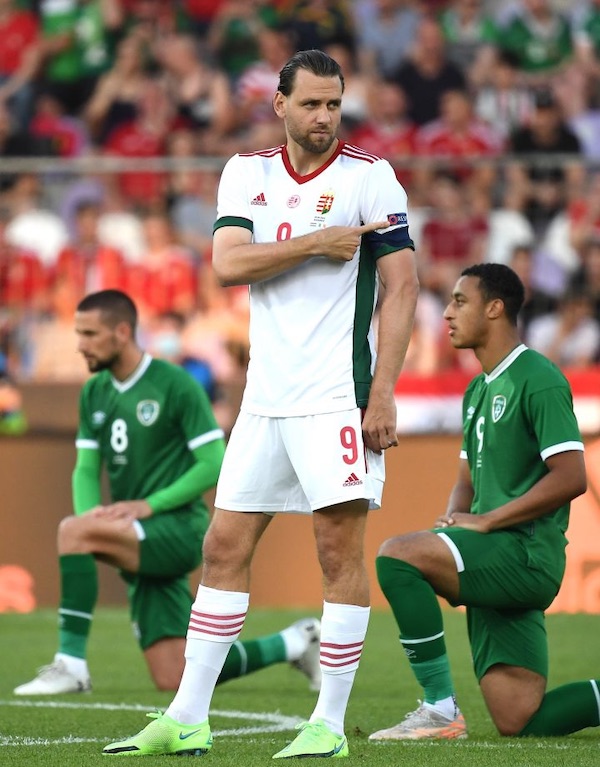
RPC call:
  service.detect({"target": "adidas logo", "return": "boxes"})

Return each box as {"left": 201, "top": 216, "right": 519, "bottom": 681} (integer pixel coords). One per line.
{"left": 251, "top": 192, "right": 267, "bottom": 206}
{"left": 343, "top": 472, "right": 363, "bottom": 487}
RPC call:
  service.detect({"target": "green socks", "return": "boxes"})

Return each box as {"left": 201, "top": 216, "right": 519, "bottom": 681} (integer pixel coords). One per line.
{"left": 58, "top": 554, "right": 98, "bottom": 659}
{"left": 519, "top": 680, "right": 600, "bottom": 736}
{"left": 218, "top": 633, "right": 287, "bottom": 683}
{"left": 377, "top": 555, "right": 455, "bottom": 704}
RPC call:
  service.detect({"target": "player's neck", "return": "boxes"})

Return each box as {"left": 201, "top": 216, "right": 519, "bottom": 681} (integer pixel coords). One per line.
{"left": 111, "top": 347, "right": 145, "bottom": 382}
{"left": 285, "top": 138, "right": 339, "bottom": 177}
{"left": 476, "top": 331, "right": 522, "bottom": 375}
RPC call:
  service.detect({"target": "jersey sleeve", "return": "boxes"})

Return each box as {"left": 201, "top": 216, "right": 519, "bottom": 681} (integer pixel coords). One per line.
{"left": 359, "top": 159, "right": 415, "bottom": 259}
{"left": 525, "top": 383, "right": 584, "bottom": 461}
{"left": 72, "top": 382, "right": 102, "bottom": 514}
{"left": 213, "top": 154, "right": 253, "bottom": 234}
{"left": 171, "top": 368, "right": 225, "bottom": 452}
{"left": 75, "top": 382, "right": 99, "bottom": 450}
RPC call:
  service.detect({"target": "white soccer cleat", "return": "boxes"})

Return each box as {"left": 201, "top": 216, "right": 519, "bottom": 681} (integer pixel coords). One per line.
{"left": 13, "top": 658, "right": 92, "bottom": 696}
{"left": 289, "top": 617, "right": 322, "bottom": 691}
{"left": 369, "top": 702, "right": 467, "bottom": 741}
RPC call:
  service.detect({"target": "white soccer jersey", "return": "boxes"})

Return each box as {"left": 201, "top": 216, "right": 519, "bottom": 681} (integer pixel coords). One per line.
{"left": 215, "top": 141, "right": 413, "bottom": 417}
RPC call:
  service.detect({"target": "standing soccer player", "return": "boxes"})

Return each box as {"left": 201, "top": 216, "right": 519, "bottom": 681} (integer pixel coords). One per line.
{"left": 370, "top": 263, "right": 600, "bottom": 742}
{"left": 103, "top": 49, "right": 418, "bottom": 758}
{"left": 14, "top": 290, "right": 322, "bottom": 696}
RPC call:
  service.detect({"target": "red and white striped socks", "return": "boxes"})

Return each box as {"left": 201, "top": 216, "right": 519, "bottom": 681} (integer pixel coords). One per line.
{"left": 309, "top": 601, "right": 370, "bottom": 735}
{"left": 166, "top": 585, "right": 249, "bottom": 724}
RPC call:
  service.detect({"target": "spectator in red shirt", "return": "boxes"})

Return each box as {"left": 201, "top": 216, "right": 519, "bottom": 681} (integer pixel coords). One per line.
{"left": 126, "top": 209, "right": 198, "bottom": 322}
{"left": 0, "top": 209, "right": 49, "bottom": 316}
{"left": 414, "top": 88, "right": 504, "bottom": 202}
{"left": 419, "top": 171, "right": 489, "bottom": 300}
{"left": 102, "top": 78, "right": 177, "bottom": 207}
{"left": 52, "top": 200, "right": 128, "bottom": 301}
{"left": 346, "top": 80, "right": 416, "bottom": 194}
{"left": 0, "top": 0, "right": 40, "bottom": 131}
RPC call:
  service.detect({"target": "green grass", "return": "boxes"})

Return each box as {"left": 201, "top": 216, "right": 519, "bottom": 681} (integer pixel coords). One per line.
{"left": 0, "top": 608, "right": 599, "bottom": 766}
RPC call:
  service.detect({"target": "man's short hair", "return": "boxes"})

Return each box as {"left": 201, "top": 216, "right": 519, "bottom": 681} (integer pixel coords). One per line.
{"left": 277, "top": 49, "right": 344, "bottom": 96}
{"left": 461, "top": 263, "right": 525, "bottom": 325}
{"left": 77, "top": 290, "right": 138, "bottom": 332}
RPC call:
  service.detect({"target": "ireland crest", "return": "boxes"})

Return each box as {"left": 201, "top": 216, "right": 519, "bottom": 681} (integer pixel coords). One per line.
{"left": 137, "top": 400, "right": 160, "bottom": 426}
{"left": 492, "top": 395, "right": 507, "bottom": 423}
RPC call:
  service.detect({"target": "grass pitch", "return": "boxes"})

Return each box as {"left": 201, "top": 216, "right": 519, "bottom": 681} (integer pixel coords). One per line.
{"left": 1, "top": 607, "right": 598, "bottom": 766}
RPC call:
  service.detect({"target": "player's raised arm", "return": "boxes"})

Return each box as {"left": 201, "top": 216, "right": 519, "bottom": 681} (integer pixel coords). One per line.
{"left": 213, "top": 221, "right": 390, "bottom": 287}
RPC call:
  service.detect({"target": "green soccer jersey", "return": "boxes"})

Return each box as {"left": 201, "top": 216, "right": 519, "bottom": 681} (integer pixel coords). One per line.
{"left": 497, "top": 13, "right": 573, "bottom": 73}
{"left": 461, "top": 344, "right": 583, "bottom": 572}
{"left": 76, "top": 354, "right": 223, "bottom": 518}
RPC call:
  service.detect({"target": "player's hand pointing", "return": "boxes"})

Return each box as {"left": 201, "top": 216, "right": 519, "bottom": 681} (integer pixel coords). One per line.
{"left": 317, "top": 220, "right": 390, "bottom": 262}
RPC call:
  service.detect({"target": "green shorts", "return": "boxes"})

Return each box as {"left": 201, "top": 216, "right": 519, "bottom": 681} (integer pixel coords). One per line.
{"left": 122, "top": 509, "right": 208, "bottom": 650}
{"left": 435, "top": 527, "right": 559, "bottom": 680}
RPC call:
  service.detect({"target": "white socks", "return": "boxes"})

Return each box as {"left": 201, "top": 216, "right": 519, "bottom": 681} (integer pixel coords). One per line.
{"left": 166, "top": 585, "right": 249, "bottom": 724}
{"left": 309, "top": 602, "right": 370, "bottom": 735}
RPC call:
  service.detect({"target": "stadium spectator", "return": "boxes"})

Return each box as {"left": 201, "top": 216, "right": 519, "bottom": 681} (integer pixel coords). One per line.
{"left": 280, "top": 0, "right": 356, "bottom": 54}
{"left": 14, "top": 289, "right": 322, "bottom": 694}
{"left": 52, "top": 199, "right": 128, "bottom": 300}
{"left": 126, "top": 209, "right": 198, "bottom": 321}
{"left": 84, "top": 34, "right": 151, "bottom": 147}
{"left": 495, "top": 0, "right": 574, "bottom": 84}
{"left": 413, "top": 88, "right": 504, "bottom": 201}
{"left": 566, "top": 235, "right": 600, "bottom": 323}
{"left": 418, "top": 171, "right": 489, "bottom": 300}
{"left": 346, "top": 80, "right": 416, "bottom": 192}
{"left": 101, "top": 78, "right": 177, "bottom": 208}
{"left": 355, "top": 0, "right": 423, "bottom": 80}
{"left": 370, "top": 263, "right": 597, "bottom": 743}
{"left": 390, "top": 16, "right": 467, "bottom": 126}
{"left": 154, "top": 33, "right": 235, "bottom": 154}
{"left": 29, "top": 93, "right": 89, "bottom": 158}
{"left": 0, "top": 207, "right": 49, "bottom": 317}
{"left": 0, "top": 0, "right": 41, "bottom": 132}
{"left": 506, "top": 86, "right": 584, "bottom": 234}
{"left": 474, "top": 48, "right": 535, "bottom": 140}
{"left": 508, "top": 242, "right": 558, "bottom": 337}
{"left": 206, "top": 0, "right": 281, "bottom": 85}
{"left": 527, "top": 285, "right": 600, "bottom": 367}
{"left": 227, "top": 24, "right": 292, "bottom": 152}
{"left": 572, "top": 0, "right": 600, "bottom": 89}
{"left": 35, "top": 0, "right": 124, "bottom": 116}
{"left": 438, "top": 0, "right": 499, "bottom": 86}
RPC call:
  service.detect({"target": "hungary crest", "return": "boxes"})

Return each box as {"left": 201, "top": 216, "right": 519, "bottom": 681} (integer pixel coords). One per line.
{"left": 492, "top": 395, "right": 507, "bottom": 423}
{"left": 137, "top": 400, "right": 160, "bottom": 426}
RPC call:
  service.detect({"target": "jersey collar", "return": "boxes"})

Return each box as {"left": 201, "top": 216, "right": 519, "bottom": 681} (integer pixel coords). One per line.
{"left": 281, "top": 140, "right": 344, "bottom": 184}
{"left": 111, "top": 352, "right": 152, "bottom": 393}
{"left": 484, "top": 344, "right": 528, "bottom": 384}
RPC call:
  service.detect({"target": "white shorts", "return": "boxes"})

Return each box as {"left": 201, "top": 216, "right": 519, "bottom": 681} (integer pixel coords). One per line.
{"left": 215, "top": 409, "right": 385, "bottom": 514}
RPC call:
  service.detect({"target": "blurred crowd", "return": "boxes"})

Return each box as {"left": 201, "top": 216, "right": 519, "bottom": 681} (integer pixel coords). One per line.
{"left": 2, "top": 0, "right": 600, "bottom": 422}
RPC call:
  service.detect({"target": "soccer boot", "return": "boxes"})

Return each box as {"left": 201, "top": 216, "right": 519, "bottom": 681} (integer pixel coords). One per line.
{"left": 368, "top": 702, "right": 467, "bottom": 741}
{"left": 289, "top": 617, "right": 322, "bottom": 691}
{"left": 14, "top": 658, "right": 91, "bottom": 696}
{"left": 103, "top": 712, "right": 212, "bottom": 756}
{"left": 272, "top": 719, "right": 348, "bottom": 759}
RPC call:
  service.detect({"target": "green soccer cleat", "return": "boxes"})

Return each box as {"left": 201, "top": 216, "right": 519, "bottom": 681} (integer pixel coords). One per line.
{"left": 272, "top": 719, "right": 348, "bottom": 759}
{"left": 102, "top": 712, "right": 212, "bottom": 756}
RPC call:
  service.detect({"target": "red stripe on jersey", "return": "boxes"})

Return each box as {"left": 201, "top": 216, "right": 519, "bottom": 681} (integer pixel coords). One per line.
{"left": 239, "top": 146, "right": 284, "bottom": 158}
{"left": 341, "top": 144, "right": 380, "bottom": 163}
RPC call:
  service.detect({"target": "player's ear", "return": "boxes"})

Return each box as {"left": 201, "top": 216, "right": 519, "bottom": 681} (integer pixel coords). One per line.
{"left": 487, "top": 298, "right": 504, "bottom": 320}
{"left": 115, "top": 320, "right": 133, "bottom": 343}
{"left": 273, "top": 91, "right": 286, "bottom": 118}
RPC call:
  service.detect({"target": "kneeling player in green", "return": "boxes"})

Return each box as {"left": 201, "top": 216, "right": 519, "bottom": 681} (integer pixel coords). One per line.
{"left": 14, "top": 290, "right": 320, "bottom": 696}
{"left": 370, "top": 264, "right": 600, "bottom": 741}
